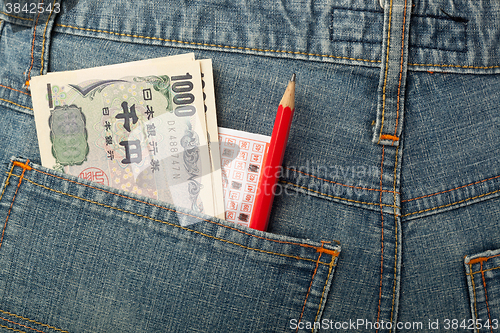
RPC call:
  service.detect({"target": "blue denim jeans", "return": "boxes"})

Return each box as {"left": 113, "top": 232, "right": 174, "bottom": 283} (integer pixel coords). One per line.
{"left": 1, "top": 0, "right": 500, "bottom": 332}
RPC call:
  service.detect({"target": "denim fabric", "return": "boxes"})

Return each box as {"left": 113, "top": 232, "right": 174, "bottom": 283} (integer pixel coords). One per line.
{"left": 0, "top": 0, "right": 500, "bottom": 332}
{"left": 465, "top": 249, "right": 500, "bottom": 332}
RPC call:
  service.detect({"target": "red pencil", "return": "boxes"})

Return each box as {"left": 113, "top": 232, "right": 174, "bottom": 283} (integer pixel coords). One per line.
{"left": 249, "top": 74, "right": 296, "bottom": 231}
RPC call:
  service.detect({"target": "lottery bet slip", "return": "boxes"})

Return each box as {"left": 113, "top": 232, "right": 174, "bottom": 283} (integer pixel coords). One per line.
{"left": 30, "top": 53, "right": 225, "bottom": 223}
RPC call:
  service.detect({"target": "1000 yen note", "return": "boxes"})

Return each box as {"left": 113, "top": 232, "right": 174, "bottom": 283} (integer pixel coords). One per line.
{"left": 30, "top": 55, "right": 217, "bottom": 221}
{"left": 199, "top": 59, "right": 225, "bottom": 219}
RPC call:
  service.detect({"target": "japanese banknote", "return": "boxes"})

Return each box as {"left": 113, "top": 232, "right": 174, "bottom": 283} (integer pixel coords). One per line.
{"left": 30, "top": 53, "right": 225, "bottom": 222}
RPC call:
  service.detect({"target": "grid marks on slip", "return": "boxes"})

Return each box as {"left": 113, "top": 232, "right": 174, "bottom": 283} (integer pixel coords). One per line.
{"left": 219, "top": 129, "right": 270, "bottom": 227}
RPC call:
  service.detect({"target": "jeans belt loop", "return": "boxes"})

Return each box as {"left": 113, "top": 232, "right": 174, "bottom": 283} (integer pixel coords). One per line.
{"left": 372, "top": 0, "right": 413, "bottom": 146}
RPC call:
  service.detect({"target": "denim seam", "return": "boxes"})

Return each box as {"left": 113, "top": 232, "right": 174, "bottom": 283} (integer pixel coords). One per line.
{"left": 0, "top": 11, "right": 33, "bottom": 21}
{"left": 389, "top": 145, "right": 399, "bottom": 331}
{"left": 284, "top": 167, "right": 400, "bottom": 193}
{"left": 0, "top": 310, "right": 68, "bottom": 333}
{"left": 26, "top": 1, "right": 44, "bottom": 85}
{"left": 296, "top": 251, "right": 323, "bottom": 332}
{"left": 480, "top": 262, "right": 494, "bottom": 333}
{"left": 280, "top": 180, "right": 399, "bottom": 209}
{"left": 0, "top": 164, "right": 14, "bottom": 203}
{"left": 467, "top": 253, "right": 500, "bottom": 272}
{"left": 4, "top": 13, "right": 500, "bottom": 69}
{"left": 0, "top": 97, "right": 32, "bottom": 111}
{"left": 54, "top": 23, "right": 382, "bottom": 64}
{"left": 40, "top": 0, "right": 56, "bottom": 76}
{"left": 0, "top": 161, "right": 30, "bottom": 252}
{"left": 407, "top": 62, "right": 500, "bottom": 70}
{"left": 14, "top": 174, "right": 334, "bottom": 265}
{"left": 402, "top": 174, "right": 500, "bottom": 202}
{"left": 23, "top": 22, "right": 500, "bottom": 70}
{"left": 377, "top": 0, "right": 393, "bottom": 144}
{"left": 22, "top": 166, "right": 339, "bottom": 252}
{"left": 0, "top": 316, "right": 45, "bottom": 333}
{"left": 468, "top": 266, "right": 500, "bottom": 276}
{"left": 401, "top": 188, "right": 500, "bottom": 218}
{"left": 313, "top": 257, "right": 336, "bottom": 330}
{"left": 393, "top": 0, "right": 409, "bottom": 140}
{"left": 376, "top": 146, "right": 385, "bottom": 326}
{"left": 0, "top": 323, "right": 26, "bottom": 333}
{"left": 483, "top": 253, "right": 500, "bottom": 261}
{"left": 469, "top": 263, "right": 479, "bottom": 326}
{"left": 0, "top": 84, "right": 31, "bottom": 96}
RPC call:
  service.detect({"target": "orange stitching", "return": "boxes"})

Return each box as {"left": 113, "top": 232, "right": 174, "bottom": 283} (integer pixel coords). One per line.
{"left": 27, "top": 1, "right": 44, "bottom": 85}
{"left": 408, "top": 62, "right": 500, "bottom": 70}
{"left": 0, "top": 324, "right": 26, "bottom": 333}
{"left": 0, "top": 97, "right": 33, "bottom": 111}
{"left": 389, "top": 145, "right": 399, "bottom": 332}
{"left": 468, "top": 253, "right": 500, "bottom": 265}
{"left": 284, "top": 167, "right": 400, "bottom": 194}
{"left": 296, "top": 249, "right": 323, "bottom": 333}
{"left": 0, "top": 11, "right": 34, "bottom": 21}
{"left": 393, "top": 0, "right": 408, "bottom": 141}
{"left": 469, "top": 264, "right": 479, "bottom": 324}
{"left": 402, "top": 174, "right": 500, "bottom": 202}
{"left": 316, "top": 241, "right": 340, "bottom": 256}
{"left": 40, "top": 0, "right": 56, "bottom": 75}
{"left": 316, "top": 247, "right": 339, "bottom": 257}
{"left": 402, "top": 188, "right": 500, "bottom": 217}
{"left": 29, "top": 168, "right": 324, "bottom": 251}
{"left": 469, "top": 257, "right": 491, "bottom": 265}
{"left": 54, "top": 23, "right": 381, "bottom": 64}
{"left": 483, "top": 253, "right": 500, "bottom": 260}
{"left": 0, "top": 310, "right": 69, "bottom": 333}
{"left": 468, "top": 265, "right": 500, "bottom": 276}
{"left": 0, "top": 317, "right": 46, "bottom": 333}
{"left": 0, "top": 160, "right": 30, "bottom": 251}
{"left": 17, "top": 174, "right": 331, "bottom": 265}
{"left": 480, "top": 262, "right": 494, "bottom": 333}
{"left": 0, "top": 164, "right": 15, "bottom": 203}
{"left": 376, "top": 146, "right": 385, "bottom": 329}
{"left": 13, "top": 161, "right": 32, "bottom": 171}
{"left": 377, "top": 0, "right": 394, "bottom": 144}
{"left": 3, "top": 13, "right": 500, "bottom": 71}
{"left": 0, "top": 84, "right": 31, "bottom": 96}
{"left": 380, "top": 134, "right": 399, "bottom": 142}
{"left": 313, "top": 254, "right": 337, "bottom": 327}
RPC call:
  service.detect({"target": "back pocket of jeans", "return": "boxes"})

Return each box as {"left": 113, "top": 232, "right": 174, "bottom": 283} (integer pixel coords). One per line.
{"left": 0, "top": 157, "right": 340, "bottom": 333}
{"left": 465, "top": 248, "right": 500, "bottom": 333}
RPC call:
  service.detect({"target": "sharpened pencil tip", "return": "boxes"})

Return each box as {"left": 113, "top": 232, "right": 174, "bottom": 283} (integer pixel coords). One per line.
{"left": 290, "top": 73, "right": 296, "bottom": 82}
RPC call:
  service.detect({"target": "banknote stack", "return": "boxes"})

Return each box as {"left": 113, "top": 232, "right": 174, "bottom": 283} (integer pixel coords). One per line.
{"left": 30, "top": 53, "right": 225, "bottom": 224}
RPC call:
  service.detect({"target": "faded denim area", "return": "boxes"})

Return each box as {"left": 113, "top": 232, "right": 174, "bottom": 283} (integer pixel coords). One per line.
{"left": 0, "top": 0, "right": 500, "bottom": 332}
